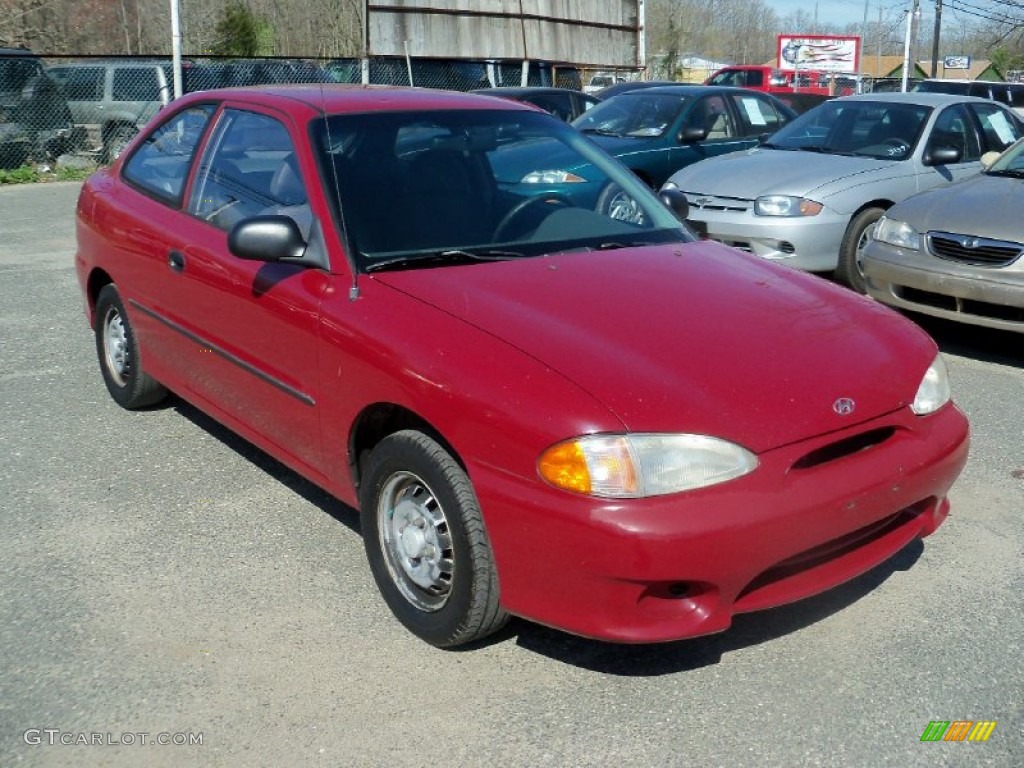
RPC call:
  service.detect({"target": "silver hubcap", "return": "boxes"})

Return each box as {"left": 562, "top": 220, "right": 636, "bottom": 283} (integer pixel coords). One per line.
{"left": 378, "top": 472, "right": 454, "bottom": 611}
{"left": 606, "top": 190, "right": 645, "bottom": 225}
{"left": 102, "top": 306, "right": 129, "bottom": 386}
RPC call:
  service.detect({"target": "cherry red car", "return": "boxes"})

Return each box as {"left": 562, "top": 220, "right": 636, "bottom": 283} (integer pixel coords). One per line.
{"left": 75, "top": 85, "right": 969, "bottom": 648}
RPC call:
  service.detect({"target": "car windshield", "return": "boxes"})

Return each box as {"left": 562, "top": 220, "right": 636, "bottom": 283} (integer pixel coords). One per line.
{"left": 763, "top": 100, "right": 931, "bottom": 160}
{"left": 314, "top": 109, "right": 689, "bottom": 271}
{"left": 571, "top": 92, "right": 688, "bottom": 138}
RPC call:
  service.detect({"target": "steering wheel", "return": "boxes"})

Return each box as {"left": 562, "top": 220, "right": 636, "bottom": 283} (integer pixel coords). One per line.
{"left": 881, "top": 138, "right": 910, "bottom": 155}
{"left": 493, "top": 196, "right": 571, "bottom": 241}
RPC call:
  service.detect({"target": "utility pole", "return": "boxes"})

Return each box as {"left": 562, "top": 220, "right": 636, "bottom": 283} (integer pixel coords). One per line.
{"left": 930, "top": 0, "right": 943, "bottom": 77}
{"left": 901, "top": 0, "right": 921, "bottom": 92}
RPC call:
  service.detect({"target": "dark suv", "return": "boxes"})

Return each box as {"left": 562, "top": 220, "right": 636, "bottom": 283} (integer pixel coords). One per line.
{"left": 1, "top": 46, "right": 78, "bottom": 167}
{"left": 915, "top": 79, "right": 1024, "bottom": 116}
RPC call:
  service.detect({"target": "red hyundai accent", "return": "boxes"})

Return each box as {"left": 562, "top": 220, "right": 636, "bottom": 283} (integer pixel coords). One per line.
{"left": 75, "top": 86, "right": 969, "bottom": 648}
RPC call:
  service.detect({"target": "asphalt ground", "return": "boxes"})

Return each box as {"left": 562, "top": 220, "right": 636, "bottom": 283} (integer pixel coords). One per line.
{"left": 1, "top": 181, "right": 1021, "bottom": 767}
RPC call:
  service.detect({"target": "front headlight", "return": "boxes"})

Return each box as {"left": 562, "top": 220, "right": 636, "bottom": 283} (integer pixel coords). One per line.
{"left": 521, "top": 170, "right": 587, "bottom": 184}
{"left": 873, "top": 215, "right": 921, "bottom": 250}
{"left": 754, "top": 195, "right": 823, "bottom": 217}
{"left": 537, "top": 433, "right": 758, "bottom": 498}
{"left": 912, "top": 354, "right": 951, "bottom": 415}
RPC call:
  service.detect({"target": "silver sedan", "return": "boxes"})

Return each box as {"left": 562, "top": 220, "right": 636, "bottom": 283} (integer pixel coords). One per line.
{"left": 662, "top": 92, "right": 1024, "bottom": 291}
{"left": 862, "top": 139, "right": 1024, "bottom": 333}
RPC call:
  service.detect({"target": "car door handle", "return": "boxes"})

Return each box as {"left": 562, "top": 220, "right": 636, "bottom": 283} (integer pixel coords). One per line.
{"left": 167, "top": 250, "right": 185, "bottom": 272}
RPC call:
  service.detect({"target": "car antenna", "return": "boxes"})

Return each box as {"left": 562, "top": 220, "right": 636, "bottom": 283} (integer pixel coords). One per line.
{"left": 321, "top": 81, "right": 361, "bottom": 301}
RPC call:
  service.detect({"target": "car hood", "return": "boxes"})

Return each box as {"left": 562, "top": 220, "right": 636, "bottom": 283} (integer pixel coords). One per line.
{"left": 886, "top": 173, "right": 1024, "bottom": 239}
{"left": 669, "top": 147, "right": 903, "bottom": 199}
{"left": 372, "top": 242, "right": 933, "bottom": 453}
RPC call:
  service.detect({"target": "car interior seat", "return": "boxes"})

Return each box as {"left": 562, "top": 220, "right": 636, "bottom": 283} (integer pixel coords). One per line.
{"left": 404, "top": 149, "right": 495, "bottom": 249}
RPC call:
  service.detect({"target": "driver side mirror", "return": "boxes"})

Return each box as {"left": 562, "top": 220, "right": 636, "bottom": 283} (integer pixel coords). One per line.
{"left": 659, "top": 188, "right": 690, "bottom": 222}
{"left": 229, "top": 215, "right": 308, "bottom": 263}
{"left": 923, "top": 145, "right": 962, "bottom": 166}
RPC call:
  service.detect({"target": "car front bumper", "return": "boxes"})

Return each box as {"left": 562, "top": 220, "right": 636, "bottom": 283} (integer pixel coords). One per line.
{"left": 864, "top": 242, "right": 1024, "bottom": 333}
{"left": 685, "top": 203, "right": 848, "bottom": 273}
{"left": 474, "top": 402, "right": 969, "bottom": 643}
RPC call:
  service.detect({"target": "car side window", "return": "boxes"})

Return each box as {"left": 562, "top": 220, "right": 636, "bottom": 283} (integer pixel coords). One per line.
{"left": 928, "top": 104, "right": 981, "bottom": 161}
{"left": 113, "top": 67, "right": 158, "bottom": 101}
{"left": 122, "top": 104, "right": 215, "bottom": 204}
{"left": 691, "top": 95, "right": 735, "bottom": 139}
{"left": 971, "top": 103, "right": 1022, "bottom": 153}
{"left": 730, "top": 93, "right": 784, "bottom": 136}
{"left": 188, "top": 109, "right": 307, "bottom": 232}
{"left": 58, "top": 67, "right": 104, "bottom": 100}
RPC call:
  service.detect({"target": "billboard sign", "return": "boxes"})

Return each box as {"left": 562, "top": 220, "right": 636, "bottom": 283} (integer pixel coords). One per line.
{"left": 943, "top": 55, "right": 972, "bottom": 70}
{"left": 777, "top": 34, "right": 860, "bottom": 73}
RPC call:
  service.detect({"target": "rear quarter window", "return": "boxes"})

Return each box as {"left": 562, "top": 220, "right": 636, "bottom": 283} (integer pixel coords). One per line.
{"left": 122, "top": 104, "right": 215, "bottom": 204}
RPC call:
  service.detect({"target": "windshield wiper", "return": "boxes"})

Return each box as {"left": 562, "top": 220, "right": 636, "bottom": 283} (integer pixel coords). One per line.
{"left": 799, "top": 145, "right": 832, "bottom": 153}
{"left": 579, "top": 127, "right": 623, "bottom": 137}
{"left": 364, "top": 249, "right": 524, "bottom": 272}
{"left": 758, "top": 142, "right": 794, "bottom": 150}
{"left": 985, "top": 168, "right": 1024, "bottom": 179}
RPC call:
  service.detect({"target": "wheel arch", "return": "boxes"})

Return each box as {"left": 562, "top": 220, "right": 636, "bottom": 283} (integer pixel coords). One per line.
{"left": 348, "top": 402, "right": 464, "bottom": 493}
{"left": 85, "top": 268, "right": 114, "bottom": 326}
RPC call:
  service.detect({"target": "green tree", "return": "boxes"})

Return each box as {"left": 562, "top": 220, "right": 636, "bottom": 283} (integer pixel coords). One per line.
{"left": 212, "top": 1, "right": 273, "bottom": 56}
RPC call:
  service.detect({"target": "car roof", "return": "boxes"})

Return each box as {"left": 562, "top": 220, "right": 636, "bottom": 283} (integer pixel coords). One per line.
{"left": 617, "top": 84, "right": 772, "bottom": 96}
{"left": 831, "top": 91, "right": 1000, "bottom": 107}
{"left": 472, "top": 87, "right": 585, "bottom": 96}
{"left": 175, "top": 84, "right": 539, "bottom": 113}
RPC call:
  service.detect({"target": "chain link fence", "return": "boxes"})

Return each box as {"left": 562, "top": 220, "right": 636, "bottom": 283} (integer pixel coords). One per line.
{"left": 2, "top": 50, "right": 612, "bottom": 169}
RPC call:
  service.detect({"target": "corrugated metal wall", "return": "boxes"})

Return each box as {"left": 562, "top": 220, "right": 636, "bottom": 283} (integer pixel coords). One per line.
{"left": 367, "top": 1, "right": 640, "bottom": 67}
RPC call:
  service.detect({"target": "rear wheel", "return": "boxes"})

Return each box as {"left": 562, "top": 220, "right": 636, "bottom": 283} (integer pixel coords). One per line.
{"left": 360, "top": 430, "right": 508, "bottom": 647}
{"left": 94, "top": 284, "right": 166, "bottom": 409}
{"left": 836, "top": 206, "right": 885, "bottom": 293}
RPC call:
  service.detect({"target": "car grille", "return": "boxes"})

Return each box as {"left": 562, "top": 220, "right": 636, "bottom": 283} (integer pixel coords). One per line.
{"left": 926, "top": 231, "right": 1024, "bottom": 267}
{"left": 683, "top": 192, "right": 750, "bottom": 213}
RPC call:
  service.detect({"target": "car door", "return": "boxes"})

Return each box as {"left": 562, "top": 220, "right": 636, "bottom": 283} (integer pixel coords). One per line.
{"left": 919, "top": 103, "right": 985, "bottom": 187}
{"left": 667, "top": 94, "right": 751, "bottom": 178}
{"left": 168, "top": 105, "right": 327, "bottom": 474}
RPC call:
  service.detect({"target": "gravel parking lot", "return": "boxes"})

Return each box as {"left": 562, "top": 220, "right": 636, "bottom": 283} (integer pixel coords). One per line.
{"left": 1, "top": 181, "right": 1021, "bottom": 767}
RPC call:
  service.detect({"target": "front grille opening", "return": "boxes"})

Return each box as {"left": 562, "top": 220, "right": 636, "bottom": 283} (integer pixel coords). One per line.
{"left": 898, "top": 286, "right": 956, "bottom": 310}
{"left": 928, "top": 233, "right": 1023, "bottom": 266}
{"left": 792, "top": 427, "right": 896, "bottom": 470}
{"left": 779, "top": 241, "right": 796, "bottom": 254}
{"left": 897, "top": 287, "right": 1024, "bottom": 322}
{"left": 735, "top": 503, "right": 927, "bottom": 604}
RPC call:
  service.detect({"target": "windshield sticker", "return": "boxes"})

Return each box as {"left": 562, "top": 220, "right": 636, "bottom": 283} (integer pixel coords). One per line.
{"left": 741, "top": 98, "right": 768, "bottom": 126}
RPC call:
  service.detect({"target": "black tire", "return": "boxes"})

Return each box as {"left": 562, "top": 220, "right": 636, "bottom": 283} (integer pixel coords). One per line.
{"left": 94, "top": 284, "right": 167, "bottom": 409}
{"left": 103, "top": 125, "right": 136, "bottom": 163}
{"left": 837, "top": 206, "right": 885, "bottom": 293}
{"left": 359, "top": 430, "right": 509, "bottom": 648}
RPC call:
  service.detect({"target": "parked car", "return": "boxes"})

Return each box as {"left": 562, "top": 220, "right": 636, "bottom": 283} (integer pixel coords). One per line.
{"left": 562, "top": 85, "right": 796, "bottom": 219}
{"left": 46, "top": 59, "right": 172, "bottom": 160}
{"left": 593, "top": 79, "right": 677, "bottom": 99}
{"left": 0, "top": 47, "right": 80, "bottom": 166}
{"left": 471, "top": 86, "right": 600, "bottom": 122}
{"left": 914, "top": 78, "right": 1024, "bottom": 116}
{"left": 863, "top": 139, "right": 1024, "bottom": 332}
{"left": 663, "top": 92, "right": 1024, "bottom": 291}
{"left": 76, "top": 85, "right": 968, "bottom": 648}
{"left": 584, "top": 72, "right": 627, "bottom": 95}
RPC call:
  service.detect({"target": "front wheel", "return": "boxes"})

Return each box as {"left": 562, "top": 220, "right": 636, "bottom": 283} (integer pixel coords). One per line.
{"left": 360, "top": 430, "right": 509, "bottom": 648}
{"left": 596, "top": 181, "right": 649, "bottom": 225}
{"left": 93, "top": 284, "right": 167, "bottom": 409}
{"left": 836, "top": 206, "right": 885, "bottom": 293}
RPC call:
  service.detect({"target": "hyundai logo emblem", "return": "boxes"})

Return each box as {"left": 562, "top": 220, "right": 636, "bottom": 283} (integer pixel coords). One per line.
{"left": 833, "top": 397, "right": 856, "bottom": 416}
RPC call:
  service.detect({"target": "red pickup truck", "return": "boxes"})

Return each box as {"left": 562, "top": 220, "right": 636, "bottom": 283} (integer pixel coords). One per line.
{"left": 705, "top": 65, "right": 832, "bottom": 95}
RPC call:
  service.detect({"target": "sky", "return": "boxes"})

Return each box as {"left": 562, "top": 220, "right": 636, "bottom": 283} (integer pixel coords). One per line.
{"left": 770, "top": 1, "right": 909, "bottom": 29}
